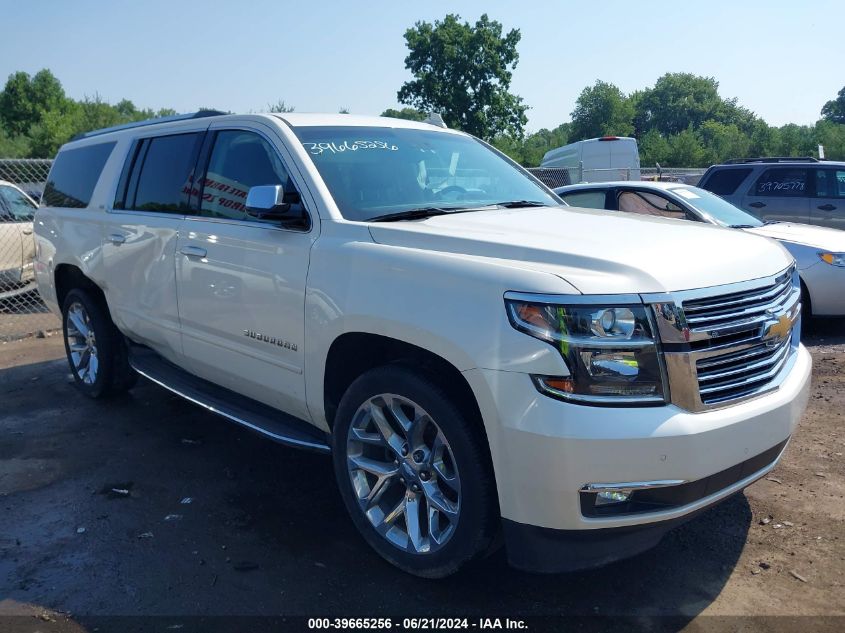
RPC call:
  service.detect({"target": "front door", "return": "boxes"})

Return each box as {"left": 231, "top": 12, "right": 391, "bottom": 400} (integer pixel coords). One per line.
{"left": 175, "top": 122, "right": 317, "bottom": 420}
{"left": 740, "top": 167, "right": 811, "bottom": 224}
{"left": 810, "top": 167, "right": 845, "bottom": 230}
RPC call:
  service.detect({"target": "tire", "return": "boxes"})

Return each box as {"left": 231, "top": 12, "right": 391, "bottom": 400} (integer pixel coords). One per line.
{"left": 62, "top": 288, "right": 137, "bottom": 398}
{"left": 800, "top": 279, "right": 812, "bottom": 320}
{"left": 332, "top": 365, "right": 497, "bottom": 578}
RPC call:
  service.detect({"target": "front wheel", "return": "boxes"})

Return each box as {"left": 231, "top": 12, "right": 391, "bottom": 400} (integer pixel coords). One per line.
{"left": 332, "top": 365, "right": 497, "bottom": 578}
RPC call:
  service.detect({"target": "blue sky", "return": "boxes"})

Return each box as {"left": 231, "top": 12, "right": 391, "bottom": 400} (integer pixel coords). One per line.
{"left": 1, "top": 0, "right": 842, "bottom": 132}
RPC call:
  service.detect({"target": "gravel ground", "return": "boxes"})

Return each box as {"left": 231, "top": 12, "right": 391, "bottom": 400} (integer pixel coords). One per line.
{"left": 0, "top": 323, "right": 843, "bottom": 632}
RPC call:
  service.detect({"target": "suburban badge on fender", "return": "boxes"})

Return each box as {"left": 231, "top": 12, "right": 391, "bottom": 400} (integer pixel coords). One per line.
{"left": 243, "top": 329, "right": 298, "bottom": 351}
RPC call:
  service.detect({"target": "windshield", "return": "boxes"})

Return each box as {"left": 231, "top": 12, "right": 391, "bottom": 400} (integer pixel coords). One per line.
{"left": 292, "top": 126, "right": 558, "bottom": 221}
{"left": 670, "top": 186, "right": 763, "bottom": 228}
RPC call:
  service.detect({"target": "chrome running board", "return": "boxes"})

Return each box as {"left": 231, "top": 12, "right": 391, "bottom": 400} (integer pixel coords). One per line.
{"left": 128, "top": 345, "right": 330, "bottom": 453}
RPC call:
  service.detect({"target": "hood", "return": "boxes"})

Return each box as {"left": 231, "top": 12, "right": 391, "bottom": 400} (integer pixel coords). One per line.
{"left": 744, "top": 222, "right": 845, "bottom": 252}
{"left": 368, "top": 206, "right": 793, "bottom": 295}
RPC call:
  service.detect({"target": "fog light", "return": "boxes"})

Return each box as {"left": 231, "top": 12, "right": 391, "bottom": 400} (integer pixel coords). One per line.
{"left": 595, "top": 490, "right": 632, "bottom": 506}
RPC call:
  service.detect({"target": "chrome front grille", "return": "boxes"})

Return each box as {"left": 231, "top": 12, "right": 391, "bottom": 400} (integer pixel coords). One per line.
{"left": 646, "top": 266, "right": 801, "bottom": 412}
{"left": 696, "top": 338, "right": 792, "bottom": 405}
{"left": 682, "top": 270, "right": 793, "bottom": 334}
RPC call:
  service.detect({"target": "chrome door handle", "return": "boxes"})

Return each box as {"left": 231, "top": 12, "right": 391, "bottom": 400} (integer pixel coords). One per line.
{"left": 180, "top": 245, "right": 207, "bottom": 258}
{"left": 108, "top": 233, "right": 126, "bottom": 245}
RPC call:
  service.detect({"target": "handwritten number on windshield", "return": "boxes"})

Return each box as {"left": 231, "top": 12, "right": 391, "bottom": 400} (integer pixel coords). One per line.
{"left": 302, "top": 141, "right": 399, "bottom": 156}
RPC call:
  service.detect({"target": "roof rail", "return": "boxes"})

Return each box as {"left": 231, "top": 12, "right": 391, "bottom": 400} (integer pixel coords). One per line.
{"left": 71, "top": 110, "right": 227, "bottom": 141}
{"left": 723, "top": 156, "right": 819, "bottom": 165}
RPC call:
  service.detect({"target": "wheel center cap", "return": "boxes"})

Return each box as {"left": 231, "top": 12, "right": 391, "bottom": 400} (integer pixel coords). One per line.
{"left": 401, "top": 461, "right": 418, "bottom": 483}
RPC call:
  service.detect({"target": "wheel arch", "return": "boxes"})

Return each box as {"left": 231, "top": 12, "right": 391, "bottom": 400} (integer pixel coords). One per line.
{"left": 323, "top": 332, "right": 484, "bottom": 437}
{"left": 54, "top": 263, "right": 109, "bottom": 315}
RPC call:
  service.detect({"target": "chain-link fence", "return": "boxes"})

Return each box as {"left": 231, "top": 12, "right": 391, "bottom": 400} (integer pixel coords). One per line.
{"left": 1, "top": 158, "right": 59, "bottom": 341}
{"left": 527, "top": 166, "right": 707, "bottom": 189}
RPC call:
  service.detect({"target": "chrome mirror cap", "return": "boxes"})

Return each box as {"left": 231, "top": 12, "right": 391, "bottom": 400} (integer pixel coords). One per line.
{"left": 246, "top": 185, "right": 284, "bottom": 212}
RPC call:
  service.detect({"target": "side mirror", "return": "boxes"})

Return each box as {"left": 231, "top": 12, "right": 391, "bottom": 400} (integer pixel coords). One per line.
{"left": 245, "top": 185, "right": 291, "bottom": 220}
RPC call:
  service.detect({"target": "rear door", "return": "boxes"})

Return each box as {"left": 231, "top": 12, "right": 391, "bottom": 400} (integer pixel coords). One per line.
{"left": 102, "top": 128, "right": 205, "bottom": 362}
{"left": 0, "top": 184, "right": 37, "bottom": 283}
{"left": 740, "top": 167, "right": 811, "bottom": 223}
{"left": 0, "top": 189, "right": 24, "bottom": 286}
{"left": 810, "top": 167, "right": 845, "bottom": 230}
{"left": 174, "top": 119, "right": 317, "bottom": 419}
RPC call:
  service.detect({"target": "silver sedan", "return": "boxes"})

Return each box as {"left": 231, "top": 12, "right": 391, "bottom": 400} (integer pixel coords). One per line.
{"left": 555, "top": 181, "right": 845, "bottom": 318}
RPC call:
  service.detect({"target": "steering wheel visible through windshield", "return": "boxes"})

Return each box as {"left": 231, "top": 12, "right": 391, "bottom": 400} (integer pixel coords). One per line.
{"left": 292, "top": 125, "right": 558, "bottom": 221}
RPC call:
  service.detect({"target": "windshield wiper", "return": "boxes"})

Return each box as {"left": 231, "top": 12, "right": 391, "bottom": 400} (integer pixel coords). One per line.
{"left": 368, "top": 206, "right": 469, "bottom": 222}
{"left": 491, "top": 200, "right": 552, "bottom": 209}
{"left": 730, "top": 224, "right": 758, "bottom": 229}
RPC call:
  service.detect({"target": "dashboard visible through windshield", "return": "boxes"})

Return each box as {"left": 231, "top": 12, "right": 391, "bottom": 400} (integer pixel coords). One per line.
{"left": 292, "top": 125, "right": 558, "bottom": 221}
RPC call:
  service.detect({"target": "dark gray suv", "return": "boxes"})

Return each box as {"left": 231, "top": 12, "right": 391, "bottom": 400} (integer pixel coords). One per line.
{"left": 698, "top": 157, "right": 845, "bottom": 231}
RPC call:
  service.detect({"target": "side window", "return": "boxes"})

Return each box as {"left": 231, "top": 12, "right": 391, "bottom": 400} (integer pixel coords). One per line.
{"left": 700, "top": 168, "right": 751, "bottom": 195}
{"left": 750, "top": 168, "right": 808, "bottom": 197}
{"left": 199, "top": 130, "right": 302, "bottom": 222}
{"left": 617, "top": 190, "right": 687, "bottom": 220}
{"left": 126, "top": 133, "right": 201, "bottom": 213}
{"left": 815, "top": 170, "right": 845, "bottom": 198}
{"left": 0, "top": 185, "right": 37, "bottom": 221}
{"left": 43, "top": 142, "right": 116, "bottom": 208}
{"left": 561, "top": 190, "right": 607, "bottom": 209}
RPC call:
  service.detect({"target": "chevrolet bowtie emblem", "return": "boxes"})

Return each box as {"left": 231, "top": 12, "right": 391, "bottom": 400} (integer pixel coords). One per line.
{"left": 762, "top": 314, "right": 792, "bottom": 345}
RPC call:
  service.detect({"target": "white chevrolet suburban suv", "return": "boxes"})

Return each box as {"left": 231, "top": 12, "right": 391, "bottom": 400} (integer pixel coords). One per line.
{"left": 35, "top": 112, "right": 811, "bottom": 577}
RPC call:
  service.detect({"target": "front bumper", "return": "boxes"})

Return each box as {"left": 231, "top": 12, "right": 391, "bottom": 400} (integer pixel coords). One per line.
{"left": 464, "top": 344, "right": 811, "bottom": 571}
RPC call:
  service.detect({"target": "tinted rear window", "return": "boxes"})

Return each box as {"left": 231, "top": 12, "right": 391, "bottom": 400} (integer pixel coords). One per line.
{"left": 130, "top": 133, "right": 201, "bottom": 212}
{"left": 700, "top": 168, "right": 751, "bottom": 195}
{"left": 43, "top": 142, "right": 116, "bottom": 208}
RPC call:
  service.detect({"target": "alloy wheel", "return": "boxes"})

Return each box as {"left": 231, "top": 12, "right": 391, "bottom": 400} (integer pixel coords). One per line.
{"left": 346, "top": 393, "right": 461, "bottom": 554}
{"left": 65, "top": 301, "right": 99, "bottom": 385}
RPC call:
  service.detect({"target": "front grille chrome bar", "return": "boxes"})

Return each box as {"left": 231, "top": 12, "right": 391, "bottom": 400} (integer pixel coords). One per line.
{"left": 642, "top": 265, "right": 801, "bottom": 413}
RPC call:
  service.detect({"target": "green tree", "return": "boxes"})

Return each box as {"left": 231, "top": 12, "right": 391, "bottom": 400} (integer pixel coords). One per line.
{"left": 821, "top": 87, "right": 845, "bottom": 124}
{"left": 698, "top": 121, "right": 751, "bottom": 164}
{"left": 635, "top": 73, "right": 726, "bottom": 136}
{"left": 0, "top": 127, "right": 30, "bottom": 158}
{"left": 397, "top": 13, "right": 528, "bottom": 140}
{"left": 815, "top": 120, "right": 845, "bottom": 160}
{"left": 776, "top": 123, "right": 816, "bottom": 157}
{"left": 639, "top": 129, "right": 671, "bottom": 167}
{"left": 0, "top": 69, "right": 69, "bottom": 137}
{"left": 569, "top": 80, "right": 633, "bottom": 141}
{"left": 381, "top": 107, "right": 426, "bottom": 121}
{"left": 665, "top": 127, "right": 707, "bottom": 167}
{"left": 521, "top": 123, "right": 571, "bottom": 166}
{"left": 268, "top": 99, "right": 295, "bottom": 113}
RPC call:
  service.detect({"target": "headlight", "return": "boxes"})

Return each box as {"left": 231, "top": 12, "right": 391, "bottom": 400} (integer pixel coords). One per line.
{"left": 819, "top": 252, "right": 845, "bottom": 267}
{"left": 505, "top": 300, "right": 666, "bottom": 405}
